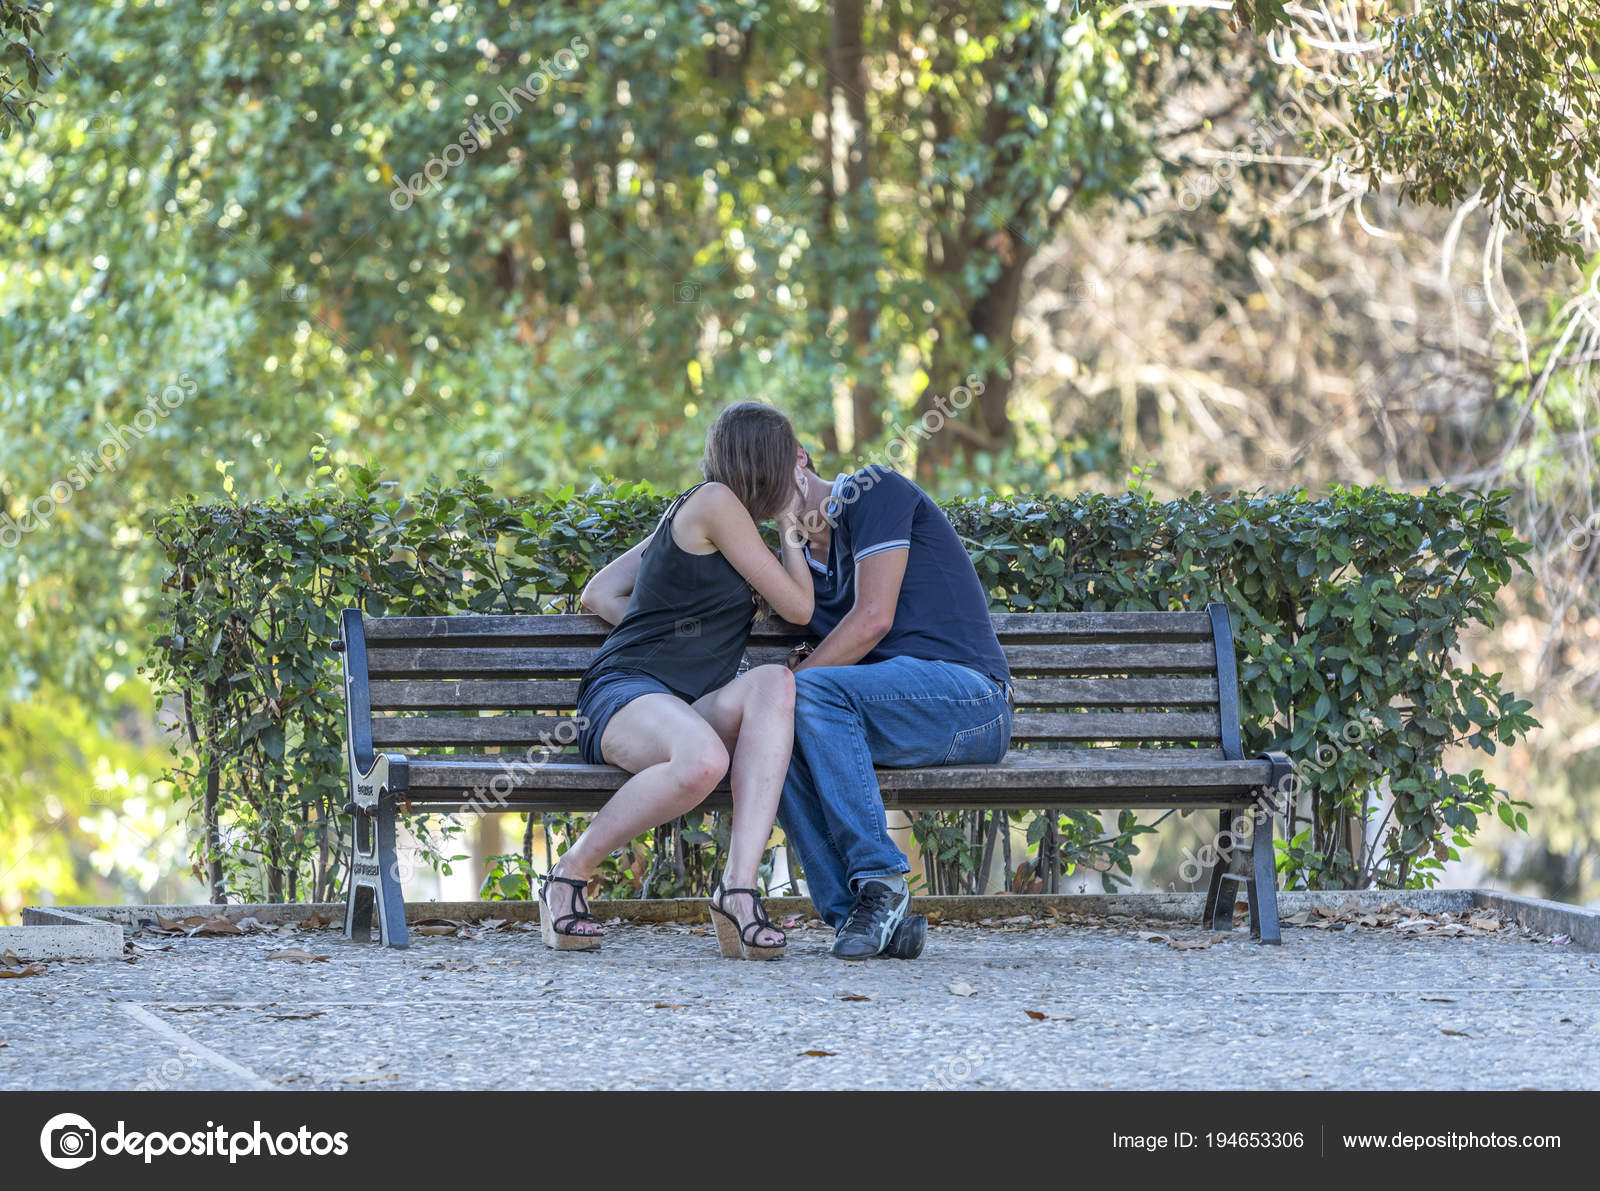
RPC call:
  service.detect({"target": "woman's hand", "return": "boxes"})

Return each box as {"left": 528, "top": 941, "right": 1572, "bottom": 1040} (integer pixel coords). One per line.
{"left": 780, "top": 465, "right": 811, "bottom": 549}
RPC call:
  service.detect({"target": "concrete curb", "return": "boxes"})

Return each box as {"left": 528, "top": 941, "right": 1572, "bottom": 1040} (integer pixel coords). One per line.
{"left": 25, "top": 889, "right": 1485, "bottom": 928}
{"left": 32, "top": 888, "right": 1597, "bottom": 949}
{"left": 1470, "top": 890, "right": 1600, "bottom": 951}
{"left": 8, "top": 908, "right": 125, "bottom": 960}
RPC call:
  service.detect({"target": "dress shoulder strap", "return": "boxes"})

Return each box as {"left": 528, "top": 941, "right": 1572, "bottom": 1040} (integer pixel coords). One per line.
{"left": 663, "top": 480, "right": 710, "bottom": 522}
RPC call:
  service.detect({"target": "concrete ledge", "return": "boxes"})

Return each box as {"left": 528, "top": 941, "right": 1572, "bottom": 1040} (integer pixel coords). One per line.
{"left": 7, "top": 908, "right": 124, "bottom": 960}
{"left": 31, "top": 888, "right": 1596, "bottom": 951}
{"left": 1471, "top": 890, "right": 1600, "bottom": 951}
{"left": 35, "top": 888, "right": 1481, "bottom": 928}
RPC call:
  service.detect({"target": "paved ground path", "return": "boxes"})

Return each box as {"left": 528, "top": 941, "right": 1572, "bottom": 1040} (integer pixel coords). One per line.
{"left": 4, "top": 913, "right": 1597, "bottom": 1090}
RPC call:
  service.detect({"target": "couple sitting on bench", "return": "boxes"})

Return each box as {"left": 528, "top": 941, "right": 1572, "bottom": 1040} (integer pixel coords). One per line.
{"left": 541, "top": 402, "right": 1013, "bottom": 962}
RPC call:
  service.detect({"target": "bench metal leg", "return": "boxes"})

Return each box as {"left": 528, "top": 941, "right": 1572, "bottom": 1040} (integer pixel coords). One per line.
{"left": 1249, "top": 803, "right": 1281, "bottom": 945}
{"left": 1201, "top": 809, "right": 1236, "bottom": 932}
{"left": 344, "top": 789, "right": 409, "bottom": 948}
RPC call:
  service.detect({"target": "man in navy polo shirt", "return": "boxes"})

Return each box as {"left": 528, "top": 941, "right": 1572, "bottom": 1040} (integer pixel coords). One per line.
{"left": 779, "top": 454, "right": 1012, "bottom": 960}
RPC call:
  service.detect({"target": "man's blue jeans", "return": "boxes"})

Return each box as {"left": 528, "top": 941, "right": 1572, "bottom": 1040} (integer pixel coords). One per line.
{"left": 777, "top": 655, "right": 1013, "bottom": 929}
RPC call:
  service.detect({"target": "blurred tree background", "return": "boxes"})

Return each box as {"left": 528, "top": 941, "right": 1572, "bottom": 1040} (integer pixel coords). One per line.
{"left": 2, "top": 0, "right": 1596, "bottom": 917}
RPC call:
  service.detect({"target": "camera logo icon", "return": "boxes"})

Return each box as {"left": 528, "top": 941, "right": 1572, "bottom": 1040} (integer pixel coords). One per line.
{"left": 674, "top": 617, "right": 702, "bottom": 638}
{"left": 40, "top": 1113, "right": 97, "bottom": 1169}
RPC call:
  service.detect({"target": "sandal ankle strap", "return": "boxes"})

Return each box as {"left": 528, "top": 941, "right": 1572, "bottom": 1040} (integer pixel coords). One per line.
{"left": 541, "top": 872, "right": 600, "bottom": 937}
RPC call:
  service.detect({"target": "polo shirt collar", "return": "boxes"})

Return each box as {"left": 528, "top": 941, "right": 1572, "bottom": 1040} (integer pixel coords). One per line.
{"left": 825, "top": 471, "right": 852, "bottom": 522}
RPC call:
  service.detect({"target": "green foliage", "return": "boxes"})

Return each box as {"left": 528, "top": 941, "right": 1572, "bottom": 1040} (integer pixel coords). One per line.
{"left": 947, "top": 482, "right": 1538, "bottom": 889}
{"left": 148, "top": 463, "right": 1534, "bottom": 901}
{"left": 0, "top": 681, "right": 191, "bottom": 920}
{"left": 1340, "top": 0, "right": 1599, "bottom": 264}
{"left": 0, "top": 0, "right": 60, "bottom": 137}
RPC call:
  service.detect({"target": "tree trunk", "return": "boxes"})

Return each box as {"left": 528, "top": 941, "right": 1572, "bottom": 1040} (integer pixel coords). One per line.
{"left": 829, "top": 0, "right": 879, "bottom": 447}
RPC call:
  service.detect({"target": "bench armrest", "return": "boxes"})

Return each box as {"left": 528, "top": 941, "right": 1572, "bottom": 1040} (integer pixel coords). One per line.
{"left": 338, "top": 607, "right": 411, "bottom": 807}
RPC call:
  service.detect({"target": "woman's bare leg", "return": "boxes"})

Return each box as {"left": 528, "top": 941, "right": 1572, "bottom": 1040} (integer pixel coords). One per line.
{"left": 693, "top": 664, "right": 796, "bottom": 946}
{"left": 546, "top": 693, "right": 729, "bottom": 935}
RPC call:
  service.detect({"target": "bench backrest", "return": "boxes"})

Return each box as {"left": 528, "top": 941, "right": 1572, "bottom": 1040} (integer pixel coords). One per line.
{"left": 344, "top": 605, "right": 1245, "bottom": 764}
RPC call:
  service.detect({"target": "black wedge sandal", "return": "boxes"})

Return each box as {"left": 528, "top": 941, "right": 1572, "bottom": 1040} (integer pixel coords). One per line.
{"left": 539, "top": 872, "right": 603, "bottom": 951}
{"left": 707, "top": 884, "right": 786, "bottom": 961}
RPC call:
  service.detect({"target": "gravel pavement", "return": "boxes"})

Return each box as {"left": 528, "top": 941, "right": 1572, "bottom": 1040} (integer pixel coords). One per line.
{"left": 3, "top": 912, "right": 1597, "bottom": 1091}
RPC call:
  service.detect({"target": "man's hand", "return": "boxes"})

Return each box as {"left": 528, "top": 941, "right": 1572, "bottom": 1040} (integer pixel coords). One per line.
{"left": 785, "top": 643, "right": 813, "bottom": 671}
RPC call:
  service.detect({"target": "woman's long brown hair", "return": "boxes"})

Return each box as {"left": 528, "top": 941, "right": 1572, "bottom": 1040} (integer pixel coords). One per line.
{"left": 700, "top": 401, "right": 799, "bottom": 523}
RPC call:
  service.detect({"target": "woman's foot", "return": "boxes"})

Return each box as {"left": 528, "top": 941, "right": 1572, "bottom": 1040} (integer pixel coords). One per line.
{"left": 539, "top": 870, "right": 603, "bottom": 951}
{"left": 708, "top": 884, "right": 786, "bottom": 960}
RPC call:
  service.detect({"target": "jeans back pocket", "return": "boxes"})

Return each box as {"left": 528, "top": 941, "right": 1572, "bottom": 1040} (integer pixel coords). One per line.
{"left": 943, "top": 712, "right": 1008, "bottom": 765}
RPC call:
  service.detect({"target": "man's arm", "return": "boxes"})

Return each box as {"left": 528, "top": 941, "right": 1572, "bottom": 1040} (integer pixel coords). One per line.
{"left": 792, "top": 548, "right": 907, "bottom": 671}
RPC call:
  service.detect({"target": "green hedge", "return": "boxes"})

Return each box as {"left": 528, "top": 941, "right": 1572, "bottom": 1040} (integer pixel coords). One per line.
{"left": 146, "top": 454, "right": 1535, "bottom": 902}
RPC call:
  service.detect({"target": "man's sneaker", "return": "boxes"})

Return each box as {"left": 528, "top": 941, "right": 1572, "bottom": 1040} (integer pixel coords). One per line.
{"left": 830, "top": 880, "right": 910, "bottom": 960}
{"left": 878, "top": 913, "right": 926, "bottom": 960}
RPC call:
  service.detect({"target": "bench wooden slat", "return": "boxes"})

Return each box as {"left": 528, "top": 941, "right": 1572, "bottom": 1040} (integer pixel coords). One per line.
{"left": 369, "top": 680, "right": 582, "bottom": 711}
{"left": 365, "top": 641, "right": 1217, "bottom": 679}
{"left": 363, "top": 610, "right": 1215, "bottom": 646}
{"left": 369, "top": 711, "right": 1221, "bottom": 748}
{"left": 402, "top": 789, "right": 1260, "bottom": 813}
{"left": 369, "top": 676, "right": 1221, "bottom": 713}
{"left": 1010, "top": 711, "right": 1220, "bottom": 742}
{"left": 1011, "top": 677, "right": 1219, "bottom": 707}
{"left": 370, "top": 714, "right": 580, "bottom": 748}
{"left": 399, "top": 752, "right": 1270, "bottom": 807}
{"left": 399, "top": 748, "right": 1259, "bottom": 790}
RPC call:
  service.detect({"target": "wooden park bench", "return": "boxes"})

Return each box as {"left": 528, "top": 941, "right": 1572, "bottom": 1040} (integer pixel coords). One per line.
{"left": 336, "top": 603, "right": 1290, "bottom": 948}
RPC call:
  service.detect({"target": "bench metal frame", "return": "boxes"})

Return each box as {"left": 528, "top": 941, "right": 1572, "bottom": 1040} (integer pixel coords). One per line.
{"left": 337, "top": 602, "right": 1289, "bottom": 948}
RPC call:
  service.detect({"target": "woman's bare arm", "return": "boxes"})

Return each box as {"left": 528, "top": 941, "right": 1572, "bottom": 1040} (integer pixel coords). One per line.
{"left": 579, "top": 533, "right": 653, "bottom": 625}
{"left": 681, "top": 483, "right": 814, "bottom": 625}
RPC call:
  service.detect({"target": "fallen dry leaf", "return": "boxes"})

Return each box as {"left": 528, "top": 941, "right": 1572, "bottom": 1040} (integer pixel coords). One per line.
{"left": 265, "top": 948, "right": 330, "bottom": 964}
{"left": 838, "top": 992, "right": 873, "bottom": 1002}
{"left": 949, "top": 980, "right": 977, "bottom": 997}
{"left": 340, "top": 1072, "right": 397, "bottom": 1084}
{"left": 1468, "top": 915, "right": 1501, "bottom": 932}
{"left": 1335, "top": 896, "right": 1362, "bottom": 917}
{"left": 412, "top": 918, "right": 469, "bottom": 937}
{"left": 651, "top": 1003, "right": 684, "bottom": 1010}
{"left": 0, "top": 951, "right": 47, "bottom": 978}
{"left": 799, "top": 1050, "right": 836, "bottom": 1058}
{"left": 187, "top": 917, "right": 243, "bottom": 937}
{"left": 1169, "top": 937, "right": 1218, "bottom": 951}
{"left": 266, "top": 1010, "right": 327, "bottom": 1021}
{"left": 1441, "top": 1029, "right": 1471, "bottom": 1037}
{"left": 1137, "top": 931, "right": 1169, "bottom": 944}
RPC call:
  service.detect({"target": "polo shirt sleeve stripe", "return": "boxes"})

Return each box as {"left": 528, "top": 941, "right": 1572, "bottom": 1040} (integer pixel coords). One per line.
{"left": 854, "top": 538, "right": 911, "bottom": 562}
